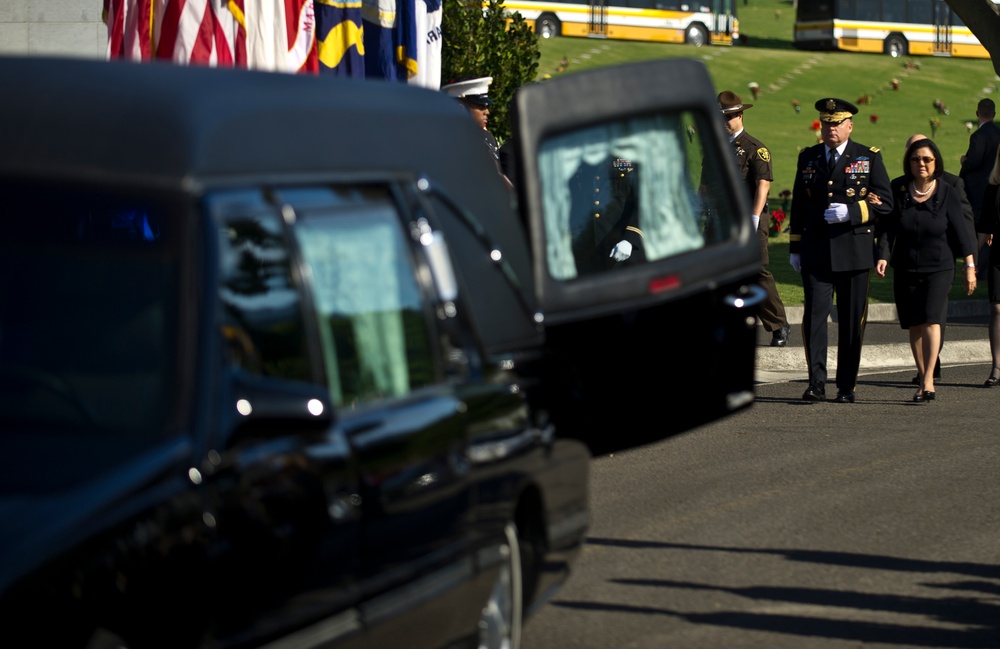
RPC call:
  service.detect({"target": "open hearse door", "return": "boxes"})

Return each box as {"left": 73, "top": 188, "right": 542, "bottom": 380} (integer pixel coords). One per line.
{"left": 513, "top": 59, "right": 766, "bottom": 457}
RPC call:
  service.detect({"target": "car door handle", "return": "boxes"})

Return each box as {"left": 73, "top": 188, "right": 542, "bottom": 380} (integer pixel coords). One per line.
{"left": 724, "top": 284, "right": 767, "bottom": 310}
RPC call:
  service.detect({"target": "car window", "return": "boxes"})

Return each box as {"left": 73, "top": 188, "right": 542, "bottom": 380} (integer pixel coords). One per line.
{"left": 217, "top": 208, "right": 313, "bottom": 383}
{"left": 290, "top": 189, "right": 438, "bottom": 409}
{"left": 538, "top": 110, "right": 732, "bottom": 280}
{"left": 0, "top": 186, "right": 179, "bottom": 436}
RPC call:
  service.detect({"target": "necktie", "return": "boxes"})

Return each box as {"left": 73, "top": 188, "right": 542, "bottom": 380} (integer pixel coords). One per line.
{"left": 829, "top": 149, "right": 838, "bottom": 168}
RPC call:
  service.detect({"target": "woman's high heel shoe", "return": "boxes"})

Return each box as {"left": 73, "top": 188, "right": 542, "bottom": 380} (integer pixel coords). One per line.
{"left": 913, "top": 391, "right": 926, "bottom": 403}
{"left": 985, "top": 369, "right": 1000, "bottom": 388}
{"left": 923, "top": 391, "right": 936, "bottom": 401}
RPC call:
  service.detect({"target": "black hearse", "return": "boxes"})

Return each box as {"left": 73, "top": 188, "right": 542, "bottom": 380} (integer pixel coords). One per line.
{"left": 0, "top": 55, "right": 763, "bottom": 648}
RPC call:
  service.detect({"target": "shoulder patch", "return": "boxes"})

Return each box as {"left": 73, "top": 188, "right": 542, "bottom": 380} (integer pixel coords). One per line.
{"left": 757, "top": 147, "right": 771, "bottom": 163}
{"left": 869, "top": 146, "right": 880, "bottom": 153}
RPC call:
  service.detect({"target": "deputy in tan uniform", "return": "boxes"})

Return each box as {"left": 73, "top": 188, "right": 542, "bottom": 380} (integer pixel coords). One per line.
{"left": 718, "top": 90, "right": 791, "bottom": 347}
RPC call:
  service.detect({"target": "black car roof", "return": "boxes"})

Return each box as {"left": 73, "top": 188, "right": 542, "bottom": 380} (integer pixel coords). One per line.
{"left": 0, "top": 56, "right": 541, "bottom": 355}
{"left": 0, "top": 56, "right": 490, "bottom": 185}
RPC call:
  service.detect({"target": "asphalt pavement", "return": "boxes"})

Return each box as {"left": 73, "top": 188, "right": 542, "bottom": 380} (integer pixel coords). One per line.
{"left": 755, "top": 299, "right": 992, "bottom": 385}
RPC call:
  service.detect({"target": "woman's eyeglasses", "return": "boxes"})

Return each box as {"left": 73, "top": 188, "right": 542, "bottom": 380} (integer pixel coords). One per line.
{"left": 910, "top": 156, "right": 935, "bottom": 165}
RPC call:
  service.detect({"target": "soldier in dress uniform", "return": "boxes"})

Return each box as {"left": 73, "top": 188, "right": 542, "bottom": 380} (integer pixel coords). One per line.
{"left": 718, "top": 90, "right": 791, "bottom": 347}
{"left": 789, "top": 97, "right": 893, "bottom": 403}
{"left": 441, "top": 76, "right": 513, "bottom": 189}
{"left": 567, "top": 155, "right": 645, "bottom": 275}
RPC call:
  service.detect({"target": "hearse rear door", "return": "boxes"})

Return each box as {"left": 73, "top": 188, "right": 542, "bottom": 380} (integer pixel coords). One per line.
{"left": 513, "top": 59, "right": 766, "bottom": 456}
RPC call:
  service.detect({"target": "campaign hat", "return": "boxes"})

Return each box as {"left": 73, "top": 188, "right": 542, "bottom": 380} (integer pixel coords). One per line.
{"left": 815, "top": 97, "right": 859, "bottom": 123}
{"left": 718, "top": 90, "right": 752, "bottom": 115}
{"left": 441, "top": 76, "right": 494, "bottom": 107}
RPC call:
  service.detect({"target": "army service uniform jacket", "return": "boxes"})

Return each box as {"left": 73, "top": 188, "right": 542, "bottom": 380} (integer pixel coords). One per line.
{"left": 789, "top": 139, "right": 893, "bottom": 272}
{"left": 568, "top": 156, "right": 645, "bottom": 273}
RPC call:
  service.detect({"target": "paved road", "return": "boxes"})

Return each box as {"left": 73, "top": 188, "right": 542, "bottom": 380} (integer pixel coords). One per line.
{"left": 521, "top": 360, "right": 1000, "bottom": 649}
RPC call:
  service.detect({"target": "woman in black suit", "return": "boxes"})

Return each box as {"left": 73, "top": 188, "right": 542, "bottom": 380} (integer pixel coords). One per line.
{"left": 976, "top": 144, "right": 1000, "bottom": 387}
{"left": 875, "top": 138, "right": 978, "bottom": 402}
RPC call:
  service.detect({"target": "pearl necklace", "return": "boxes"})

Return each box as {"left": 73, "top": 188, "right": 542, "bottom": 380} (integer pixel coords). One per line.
{"left": 911, "top": 179, "right": 936, "bottom": 197}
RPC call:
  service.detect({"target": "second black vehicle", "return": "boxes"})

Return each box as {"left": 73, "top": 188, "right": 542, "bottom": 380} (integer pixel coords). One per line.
{"left": 0, "top": 54, "right": 762, "bottom": 648}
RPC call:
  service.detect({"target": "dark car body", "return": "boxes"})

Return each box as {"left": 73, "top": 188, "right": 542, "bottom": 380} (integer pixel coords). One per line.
{"left": 0, "top": 55, "right": 762, "bottom": 648}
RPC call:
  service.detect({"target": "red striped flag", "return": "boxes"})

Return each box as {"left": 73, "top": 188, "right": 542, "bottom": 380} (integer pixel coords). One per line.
{"left": 155, "top": 0, "right": 240, "bottom": 66}
{"left": 105, "top": 0, "right": 317, "bottom": 74}
{"left": 104, "top": 0, "right": 154, "bottom": 61}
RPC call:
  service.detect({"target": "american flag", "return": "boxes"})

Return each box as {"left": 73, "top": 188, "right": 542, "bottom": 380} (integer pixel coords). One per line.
{"left": 104, "top": 0, "right": 318, "bottom": 73}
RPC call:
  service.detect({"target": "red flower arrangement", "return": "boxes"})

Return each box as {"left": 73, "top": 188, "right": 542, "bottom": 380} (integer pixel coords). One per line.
{"left": 769, "top": 208, "right": 787, "bottom": 235}
{"left": 870, "top": 114, "right": 879, "bottom": 124}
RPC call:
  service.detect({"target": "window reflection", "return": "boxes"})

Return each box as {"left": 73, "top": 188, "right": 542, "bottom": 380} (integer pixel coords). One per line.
{"left": 218, "top": 213, "right": 311, "bottom": 382}
{"left": 538, "top": 111, "right": 729, "bottom": 280}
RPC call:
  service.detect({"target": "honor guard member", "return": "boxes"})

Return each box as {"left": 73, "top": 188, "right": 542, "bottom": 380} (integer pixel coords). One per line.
{"left": 567, "top": 155, "right": 645, "bottom": 276}
{"left": 789, "top": 97, "right": 893, "bottom": 403}
{"left": 718, "top": 90, "right": 791, "bottom": 347}
{"left": 441, "top": 76, "right": 513, "bottom": 188}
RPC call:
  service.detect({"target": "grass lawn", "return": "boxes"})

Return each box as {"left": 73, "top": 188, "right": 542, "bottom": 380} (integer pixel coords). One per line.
{"left": 529, "top": 0, "right": 997, "bottom": 306}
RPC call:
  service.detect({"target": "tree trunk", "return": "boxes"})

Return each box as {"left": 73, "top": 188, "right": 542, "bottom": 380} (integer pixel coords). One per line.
{"left": 947, "top": 0, "right": 1000, "bottom": 78}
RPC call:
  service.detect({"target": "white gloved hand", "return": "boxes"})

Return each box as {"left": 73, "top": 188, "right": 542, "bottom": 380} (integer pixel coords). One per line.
{"left": 609, "top": 240, "right": 632, "bottom": 262}
{"left": 751, "top": 214, "right": 760, "bottom": 231}
{"left": 824, "top": 203, "right": 849, "bottom": 223}
{"left": 790, "top": 253, "right": 802, "bottom": 272}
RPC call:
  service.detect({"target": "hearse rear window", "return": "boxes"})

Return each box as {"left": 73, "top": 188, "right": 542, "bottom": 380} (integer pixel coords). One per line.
{"left": 538, "top": 110, "right": 734, "bottom": 280}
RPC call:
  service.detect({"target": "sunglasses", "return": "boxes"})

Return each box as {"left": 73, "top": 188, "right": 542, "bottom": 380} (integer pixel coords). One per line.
{"left": 910, "top": 156, "right": 935, "bottom": 164}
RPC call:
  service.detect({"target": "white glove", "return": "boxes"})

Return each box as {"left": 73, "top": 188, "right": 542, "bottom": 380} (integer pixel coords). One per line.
{"left": 790, "top": 253, "right": 802, "bottom": 272}
{"left": 609, "top": 240, "right": 632, "bottom": 262}
{"left": 824, "top": 203, "right": 849, "bottom": 223}
{"left": 751, "top": 214, "right": 760, "bottom": 231}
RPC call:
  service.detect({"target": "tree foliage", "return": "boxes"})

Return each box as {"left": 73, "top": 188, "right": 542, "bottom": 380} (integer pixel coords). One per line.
{"left": 441, "top": 0, "right": 540, "bottom": 143}
{"left": 947, "top": 0, "right": 1000, "bottom": 78}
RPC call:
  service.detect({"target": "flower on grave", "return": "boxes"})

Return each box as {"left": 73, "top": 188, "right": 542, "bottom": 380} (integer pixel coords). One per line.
{"left": 930, "top": 117, "right": 942, "bottom": 136}
{"left": 748, "top": 81, "right": 759, "bottom": 100}
{"left": 891, "top": 79, "right": 900, "bottom": 90}
{"left": 769, "top": 208, "right": 786, "bottom": 235}
{"left": 966, "top": 121, "right": 975, "bottom": 133}
{"left": 792, "top": 99, "right": 800, "bottom": 113}
{"left": 870, "top": 114, "right": 879, "bottom": 124}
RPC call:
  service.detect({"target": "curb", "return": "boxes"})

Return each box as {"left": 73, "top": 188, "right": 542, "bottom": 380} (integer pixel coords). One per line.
{"left": 780, "top": 299, "right": 989, "bottom": 325}
{"left": 756, "top": 300, "right": 991, "bottom": 385}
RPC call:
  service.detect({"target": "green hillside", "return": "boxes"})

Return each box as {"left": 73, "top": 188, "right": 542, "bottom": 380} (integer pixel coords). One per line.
{"left": 530, "top": 0, "right": 999, "bottom": 304}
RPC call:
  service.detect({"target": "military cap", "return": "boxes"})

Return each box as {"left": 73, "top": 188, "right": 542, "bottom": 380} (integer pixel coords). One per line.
{"left": 815, "top": 97, "right": 859, "bottom": 123}
{"left": 718, "top": 90, "right": 753, "bottom": 115}
{"left": 441, "top": 76, "right": 494, "bottom": 107}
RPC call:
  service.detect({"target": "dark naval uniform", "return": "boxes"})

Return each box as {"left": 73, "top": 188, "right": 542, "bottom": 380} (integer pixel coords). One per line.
{"left": 734, "top": 129, "right": 788, "bottom": 335}
{"left": 568, "top": 156, "right": 645, "bottom": 275}
{"left": 790, "top": 98, "right": 893, "bottom": 400}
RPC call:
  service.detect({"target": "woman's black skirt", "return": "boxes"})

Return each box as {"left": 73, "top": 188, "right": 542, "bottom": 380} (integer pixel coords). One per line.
{"left": 893, "top": 267, "right": 953, "bottom": 329}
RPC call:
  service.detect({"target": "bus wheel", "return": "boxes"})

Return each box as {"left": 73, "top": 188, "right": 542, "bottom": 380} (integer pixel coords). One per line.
{"left": 884, "top": 33, "right": 907, "bottom": 57}
{"left": 685, "top": 23, "right": 709, "bottom": 47}
{"left": 537, "top": 14, "right": 560, "bottom": 39}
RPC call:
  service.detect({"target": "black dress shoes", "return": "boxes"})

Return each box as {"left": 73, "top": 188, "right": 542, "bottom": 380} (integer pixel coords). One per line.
{"left": 913, "top": 390, "right": 935, "bottom": 403}
{"left": 834, "top": 390, "right": 855, "bottom": 403}
{"left": 985, "top": 370, "right": 1000, "bottom": 387}
{"left": 802, "top": 383, "right": 825, "bottom": 401}
{"left": 770, "top": 323, "right": 791, "bottom": 348}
